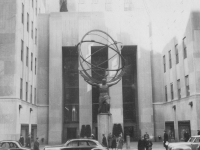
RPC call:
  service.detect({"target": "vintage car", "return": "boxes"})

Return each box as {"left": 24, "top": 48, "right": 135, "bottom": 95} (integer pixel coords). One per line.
{"left": 168, "top": 135, "right": 200, "bottom": 150}
{"left": 44, "top": 139, "right": 107, "bottom": 150}
{"left": 0, "top": 140, "right": 30, "bottom": 150}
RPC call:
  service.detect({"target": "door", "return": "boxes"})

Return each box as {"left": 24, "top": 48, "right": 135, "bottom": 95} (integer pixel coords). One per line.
{"left": 124, "top": 126, "right": 134, "bottom": 141}
{"left": 178, "top": 121, "right": 190, "bottom": 141}
{"left": 67, "top": 128, "right": 77, "bottom": 140}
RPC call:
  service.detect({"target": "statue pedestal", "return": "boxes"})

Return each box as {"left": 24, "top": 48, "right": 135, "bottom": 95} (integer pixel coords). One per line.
{"left": 97, "top": 113, "right": 112, "bottom": 143}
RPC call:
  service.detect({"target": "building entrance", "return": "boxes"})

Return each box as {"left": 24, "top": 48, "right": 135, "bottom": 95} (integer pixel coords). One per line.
{"left": 178, "top": 121, "right": 190, "bottom": 141}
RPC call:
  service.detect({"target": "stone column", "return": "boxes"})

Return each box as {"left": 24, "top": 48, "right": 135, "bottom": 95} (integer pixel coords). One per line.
{"left": 97, "top": 113, "right": 112, "bottom": 143}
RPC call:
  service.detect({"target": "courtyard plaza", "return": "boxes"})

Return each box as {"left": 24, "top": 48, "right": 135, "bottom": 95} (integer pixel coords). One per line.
{"left": 39, "top": 142, "right": 165, "bottom": 150}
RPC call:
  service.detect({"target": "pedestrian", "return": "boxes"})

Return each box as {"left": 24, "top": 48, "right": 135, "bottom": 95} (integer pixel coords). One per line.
{"left": 33, "top": 137, "right": 39, "bottom": 150}
{"left": 117, "top": 134, "right": 123, "bottom": 150}
{"left": 145, "top": 138, "right": 153, "bottom": 150}
{"left": 102, "top": 134, "right": 107, "bottom": 147}
{"left": 144, "top": 132, "right": 149, "bottom": 140}
{"left": 108, "top": 133, "right": 112, "bottom": 149}
{"left": 111, "top": 135, "right": 117, "bottom": 150}
{"left": 198, "top": 130, "right": 200, "bottom": 135}
{"left": 91, "top": 134, "right": 95, "bottom": 139}
{"left": 19, "top": 135, "right": 24, "bottom": 146}
{"left": 184, "top": 131, "right": 190, "bottom": 142}
{"left": 26, "top": 134, "right": 31, "bottom": 148}
{"left": 163, "top": 130, "right": 169, "bottom": 150}
{"left": 138, "top": 136, "right": 145, "bottom": 150}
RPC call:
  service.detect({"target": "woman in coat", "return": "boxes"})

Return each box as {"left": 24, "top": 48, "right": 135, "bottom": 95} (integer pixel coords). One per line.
{"left": 111, "top": 135, "right": 117, "bottom": 150}
{"left": 117, "top": 134, "right": 124, "bottom": 150}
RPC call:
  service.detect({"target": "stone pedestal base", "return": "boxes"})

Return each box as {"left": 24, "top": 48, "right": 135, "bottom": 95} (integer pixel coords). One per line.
{"left": 97, "top": 113, "right": 112, "bottom": 143}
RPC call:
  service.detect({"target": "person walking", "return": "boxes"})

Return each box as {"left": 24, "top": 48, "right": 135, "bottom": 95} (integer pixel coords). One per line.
{"left": 138, "top": 136, "right": 145, "bottom": 150}
{"left": 198, "top": 130, "right": 200, "bottom": 135}
{"left": 19, "top": 135, "right": 24, "bottom": 146}
{"left": 26, "top": 134, "right": 31, "bottom": 148}
{"left": 33, "top": 137, "right": 39, "bottom": 150}
{"left": 144, "top": 132, "right": 149, "bottom": 140}
{"left": 163, "top": 130, "right": 169, "bottom": 150}
{"left": 102, "top": 134, "right": 108, "bottom": 147}
{"left": 117, "top": 134, "right": 124, "bottom": 150}
{"left": 145, "top": 138, "right": 153, "bottom": 150}
{"left": 107, "top": 133, "right": 112, "bottom": 149}
{"left": 111, "top": 135, "right": 117, "bottom": 150}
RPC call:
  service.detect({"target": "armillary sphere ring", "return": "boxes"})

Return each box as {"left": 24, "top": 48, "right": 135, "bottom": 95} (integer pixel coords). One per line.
{"left": 77, "top": 29, "right": 127, "bottom": 84}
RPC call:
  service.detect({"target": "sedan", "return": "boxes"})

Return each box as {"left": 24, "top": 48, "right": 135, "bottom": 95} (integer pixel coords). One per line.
{"left": 44, "top": 139, "right": 107, "bottom": 150}
{"left": 0, "top": 140, "right": 30, "bottom": 150}
{"left": 168, "top": 135, "right": 200, "bottom": 150}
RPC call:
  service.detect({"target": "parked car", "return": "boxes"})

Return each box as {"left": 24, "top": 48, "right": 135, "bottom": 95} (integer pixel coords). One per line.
{"left": 0, "top": 140, "right": 30, "bottom": 150}
{"left": 44, "top": 139, "right": 107, "bottom": 150}
{"left": 168, "top": 135, "right": 200, "bottom": 150}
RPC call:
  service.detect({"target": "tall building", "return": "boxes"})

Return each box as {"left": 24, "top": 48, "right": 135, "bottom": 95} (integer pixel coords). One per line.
{"left": 0, "top": 0, "right": 200, "bottom": 145}
{"left": 0, "top": 0, "right": 45, "bottom": 142}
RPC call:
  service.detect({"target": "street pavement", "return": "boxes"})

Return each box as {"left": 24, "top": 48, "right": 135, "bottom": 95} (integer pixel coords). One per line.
{"left": 40, "top": 142, "right": 165, "bottom": 150}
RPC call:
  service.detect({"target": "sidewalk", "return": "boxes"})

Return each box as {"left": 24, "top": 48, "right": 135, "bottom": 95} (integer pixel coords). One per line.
{"left": 40, "top": 142, "right": 165, "bottom": 150}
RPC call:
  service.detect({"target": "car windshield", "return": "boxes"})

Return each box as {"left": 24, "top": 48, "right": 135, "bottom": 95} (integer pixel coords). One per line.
{"left": 15, "top": 141, "right": 23, "bottom": 147}
{"left": 188, "top": 137, "right": 196, "bottom": 142}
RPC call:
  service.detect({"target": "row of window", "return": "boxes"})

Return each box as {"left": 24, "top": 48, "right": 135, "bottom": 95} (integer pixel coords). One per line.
{"left": 20, "top": 78, "right": 36, "bottom": 104}
{"left": 78, "top": 0, "right": 132, "bottom": 11}
{"left": 21, "top": 40, "right": 37, "bottom": 74}
{"left": 22, "top": 3, "right": 38, "bottom": 44}
{"left": 165, "top": 75, "right": 189, "bottom": 101}
{"left": 163, "top": 37, "right": 187, "bottom": 72}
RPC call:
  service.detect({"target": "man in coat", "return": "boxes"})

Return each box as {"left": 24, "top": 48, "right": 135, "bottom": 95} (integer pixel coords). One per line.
{"left": 19, "top": 135, "right": 24, "bottom": 146}
{"left": 138, "top": 136, "right": 145, "bottom": 150}
{"left": 107, "top": 133, "right": 112, "bottom": 149}
{"left": 163, "top": 131, "right": 169, "bottom": 150}
{"left": 26, "top": 134, "right": 31, "bottom": 148}
{"left": 102, "top": 134, "right": 107, "bottom": 147}
{"left": 33, "top": 137, "right": 39, "bottom": 150}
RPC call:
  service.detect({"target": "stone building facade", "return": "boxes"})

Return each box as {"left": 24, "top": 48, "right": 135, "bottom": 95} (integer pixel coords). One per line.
{"left": 0, "top": 0, "right": 200, "bottom": 145}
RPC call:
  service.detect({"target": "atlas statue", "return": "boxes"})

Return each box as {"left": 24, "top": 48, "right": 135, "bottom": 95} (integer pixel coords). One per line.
{"left": 78, "top": 30, "right": 127, "bottom": 114}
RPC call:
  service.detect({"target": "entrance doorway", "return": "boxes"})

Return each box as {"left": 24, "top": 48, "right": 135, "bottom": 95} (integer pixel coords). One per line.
{"left": 67, "top": 128, "right": 77, "bottom": 140}
{"left": 21, "top": 124, "right": 29, "bottom": 146}
{"left": 31, "top": 125, "right": 37, "bottom": 143}
{"left": 165, "top": 121, "right": 175, "bottom": 141}
{"left": 178, "top": 121, "right": 190, "bottom": 141}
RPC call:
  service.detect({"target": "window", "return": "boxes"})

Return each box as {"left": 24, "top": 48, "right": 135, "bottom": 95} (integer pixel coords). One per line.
{"left": 22, "top": 3, "right": 24, "bottom": 24}
{"left": 31, "top": 21, "right": 33, "bottom": 39}
{"left": 34, "top": 88, "right": 36, "bottom": 104}
{"left": 31, "top": 53, "right": 33, "bottom": 71}
{"left": 35, "top": 0, "right": 37, "bottom": 15}
{"left": 79, "top": 0, "right": 85, "bottom": 4}
{"left": 35, "top": 28, "right": 37, "bottom": 44}
{"left": 30, "top": 85, "right": 32, "bottom": 103}
{"left": 21, "top": 40, "right": 24, "bottom": 61}
{"left": 185, "top": 75, "right": 190, "bottom": 96}
{"left": 26, "top": 47, "right": 29, "bottom": 67}
{"left": 105, "top": 0, "right": 112, "bottom": 11}
{"left": 175, "top": 44, "right": 179, "bottom": 64}
{"left": 27, "top": 13, "right": 29, "bottom": 32}
{"left": 92, "top": 0, "right": 98, "bottom": 4}
{"left": 163, "top": 55, "right": 166, "bottom": 72}
{"left": 35, "top": 58, "right": 37, "bottom": 74}
{"left": 20, "top": 78, "right": 23, "bottom": 99}
{"left": 124, "top": 0, "right": 132, "bottom": 11}
{"left": 177, "top": 79, "right": 181, "bottom": 99}
{"left": 26, "top": 82, "right": 28, "bottom": 101}
{"left": 165, "top": 86, "right": 167, "bottom": 102}
{"left": 183, "top": 37, "right": 187, "bottom": 59}
{"left": 170, "top": 83, "right": 174, "bottom": 100}
{"left": 169, "top": 50, "right": 172, "bottom": 69}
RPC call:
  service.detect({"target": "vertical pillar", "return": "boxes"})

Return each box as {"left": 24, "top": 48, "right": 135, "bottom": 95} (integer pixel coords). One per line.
{"left": 49, "top": 14, "right": 63, "bottom": 144}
